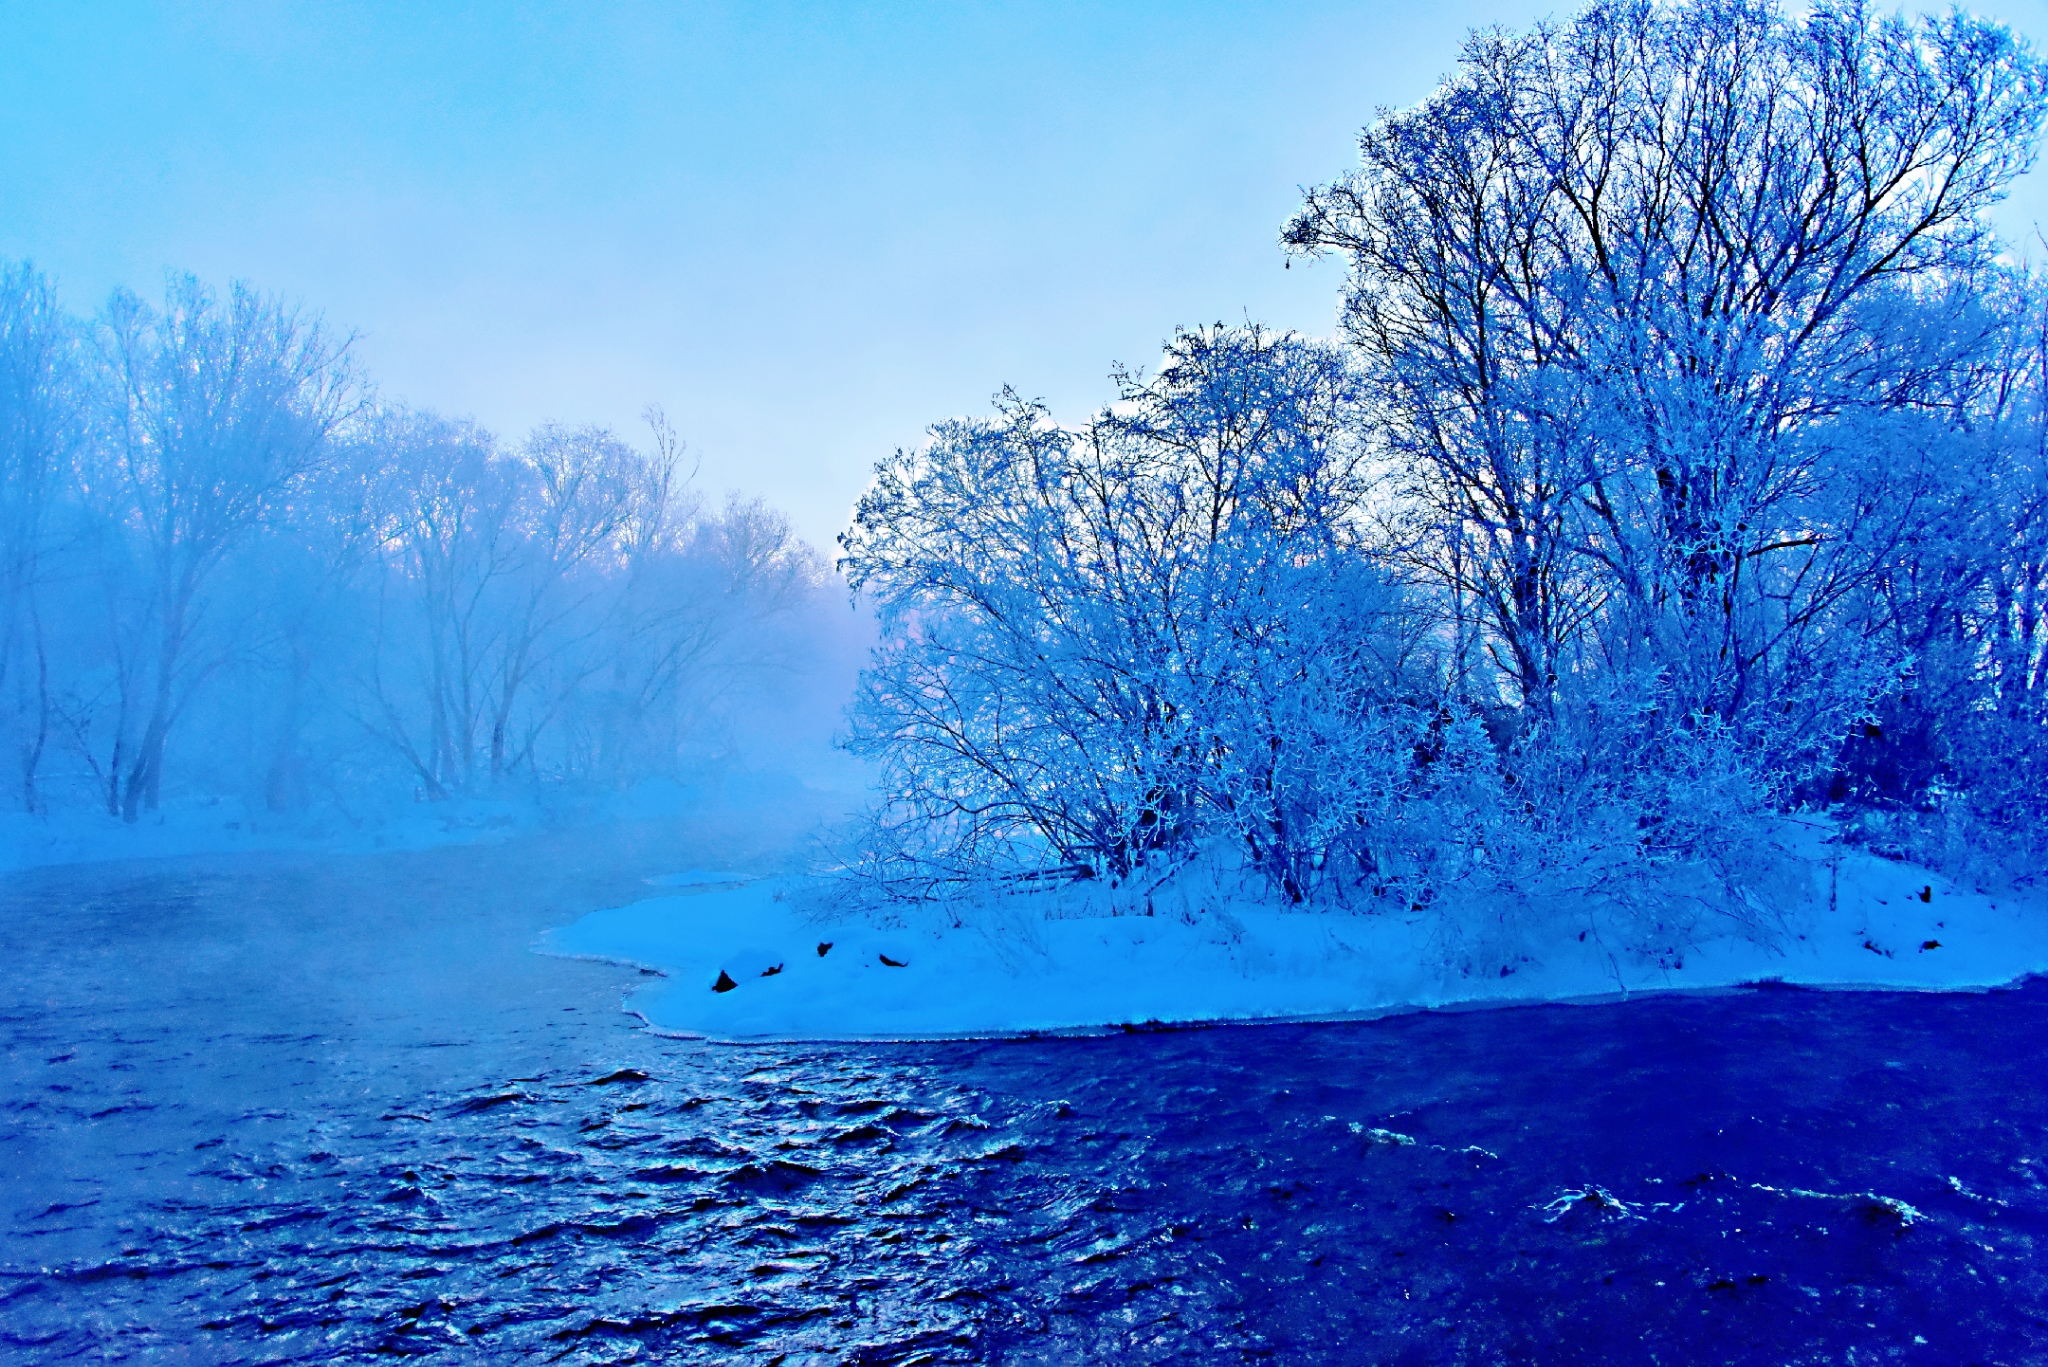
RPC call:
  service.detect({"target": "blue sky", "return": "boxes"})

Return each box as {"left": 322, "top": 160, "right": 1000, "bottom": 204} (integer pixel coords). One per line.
{"left": 6, "top": 0, "right": 2048, "bottom": 546}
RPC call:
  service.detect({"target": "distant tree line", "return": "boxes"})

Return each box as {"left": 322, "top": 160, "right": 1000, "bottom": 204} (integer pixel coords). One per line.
{"left": 0, "top": 273, "right": 832, "bottom": 822}
{"left": 839, "top": 0, "right": 2048, "bottom": 916}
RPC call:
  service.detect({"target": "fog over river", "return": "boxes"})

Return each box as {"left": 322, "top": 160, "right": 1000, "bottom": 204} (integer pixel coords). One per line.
{"left": 2, "top": 806, "right": 2045, "bottom": 1365}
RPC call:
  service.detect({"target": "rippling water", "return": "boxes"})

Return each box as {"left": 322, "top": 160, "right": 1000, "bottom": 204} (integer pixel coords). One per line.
{"left": 3, "top": 821, "right": 2045, "bottom": 1363}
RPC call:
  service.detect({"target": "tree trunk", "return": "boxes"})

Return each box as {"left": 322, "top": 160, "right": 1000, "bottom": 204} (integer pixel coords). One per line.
{"left": 264, "top": 638, "right": 310, "bottom": 812}
{"left": 121, "top": 708, "right": 167, "bottom": 822}
{"left": 121, "top": 613, "right": 183, "bottom": 822}
{"left": 18, "top": 613, "right": 48, "bottom": 815}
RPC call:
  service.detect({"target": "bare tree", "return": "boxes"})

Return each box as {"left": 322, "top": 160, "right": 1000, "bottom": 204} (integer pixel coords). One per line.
{"left": 482, "top": 423, "right": 642, "bottom": 782}
{"left": 353, "top": 409, "right": 807, "bottom": 794}
{"left": 0, "top": 262, "right": 78, "bottom": 813}
{"left": 90, "top": 276, "right": 357, "bottom": 819}
{"left": 352, "top": 410, "right": 521, "bottom": 798}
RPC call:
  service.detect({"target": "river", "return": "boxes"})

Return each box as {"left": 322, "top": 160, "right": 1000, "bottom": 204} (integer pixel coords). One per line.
{"left": 2, "top": 817, "right": 2043, "bottom": 1364}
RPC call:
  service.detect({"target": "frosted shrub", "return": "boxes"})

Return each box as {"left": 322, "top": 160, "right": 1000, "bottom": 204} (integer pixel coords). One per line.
{"left": 838, "top": 326, "right": 1447, "bottom": 909}
{"left": 1472, "top": 677, "right": 1811, "bottom": 966}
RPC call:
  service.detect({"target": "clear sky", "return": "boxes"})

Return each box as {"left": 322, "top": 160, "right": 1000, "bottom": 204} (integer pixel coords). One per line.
{"left": 5, "top": 0, "right": 2048, "bottom": 548}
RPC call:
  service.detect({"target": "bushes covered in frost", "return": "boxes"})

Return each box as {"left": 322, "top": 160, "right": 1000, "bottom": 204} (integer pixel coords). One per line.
{"left": 840, "top": 327, "right": 1445, "bottom": 904}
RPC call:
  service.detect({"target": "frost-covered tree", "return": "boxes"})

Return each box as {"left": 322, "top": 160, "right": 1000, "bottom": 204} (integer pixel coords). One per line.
{"left": 87, "top": 277, "right": 358, "bottom": 819}
{"left": 352, "top": 405, "right": 828, "bottom": 797}
{"left": 841, "top": 0, "right": 2048, "bottom": 917}
{"left": 350, "top": 408, "right": 515, "bottom": 798}
{"left": 841, "top": 327, "right": 1441, "bottom": 902}
{"left": 1285, "top": 0, "right": 2048, "bottom": 754}
{"left": 586, "top": 488, "right": 826, "bottom": 781}
{"left": 0, "top": 258, "right": 841, "bottom": 824}
{"left": 0, "top": 264, "right": 79, "bottom": 813}
{"left": 1830, "top": 269, "right": 2048, "bottom": 834}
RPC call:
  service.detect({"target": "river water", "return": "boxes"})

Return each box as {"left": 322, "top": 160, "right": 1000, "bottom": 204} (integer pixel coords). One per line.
{"left": 2, "top": 817, "right": 2044, "bottom": 1364}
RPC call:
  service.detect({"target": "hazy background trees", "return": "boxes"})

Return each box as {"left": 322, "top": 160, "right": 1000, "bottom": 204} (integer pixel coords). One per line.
{"left": 0, "top": 263, "right": 74, "bottom": 816}
{"left": 0, "top": 270, "right": 852, "bottom": 830}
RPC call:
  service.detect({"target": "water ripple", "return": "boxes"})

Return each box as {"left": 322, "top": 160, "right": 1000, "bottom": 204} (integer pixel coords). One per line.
{"left": 4, "top": 835, "right": 2048, "bottom": 1362}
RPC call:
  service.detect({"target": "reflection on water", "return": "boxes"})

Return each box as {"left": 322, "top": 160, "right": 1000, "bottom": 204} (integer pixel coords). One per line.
{"left": 2, "top": 828, "right": 2045, "bottom": 1363}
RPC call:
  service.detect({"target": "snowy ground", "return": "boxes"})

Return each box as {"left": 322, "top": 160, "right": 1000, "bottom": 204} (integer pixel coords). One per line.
{"left": 545, "top": 832, "right": 2048, "bottom": 1041}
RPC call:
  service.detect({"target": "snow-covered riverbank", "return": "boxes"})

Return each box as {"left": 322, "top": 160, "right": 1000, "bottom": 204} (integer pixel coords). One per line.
{"left": 545, "top": 844, "right": 2048, "bottom": 1041}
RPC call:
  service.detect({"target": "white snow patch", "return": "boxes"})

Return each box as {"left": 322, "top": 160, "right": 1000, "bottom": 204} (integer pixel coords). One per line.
{"left": 543, "top": 843, "right": 2048, "bottom": 1041}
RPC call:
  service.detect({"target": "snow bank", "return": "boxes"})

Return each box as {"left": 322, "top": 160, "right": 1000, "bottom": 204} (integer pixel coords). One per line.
{"left": 542, "top": 847, "right": 2048, "bottom": 1041}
